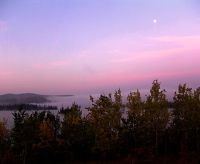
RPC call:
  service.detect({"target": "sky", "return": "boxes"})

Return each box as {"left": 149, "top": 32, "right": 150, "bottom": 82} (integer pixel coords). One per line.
{"left": 0, "top": 0, "right": 200, "bottom": 94}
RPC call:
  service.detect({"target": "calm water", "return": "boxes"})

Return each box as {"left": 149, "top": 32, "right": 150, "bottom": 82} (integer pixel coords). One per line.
{"left": 0, "top": 94, "right": 92, "bottom": 128}
{"left": 0, "top": 91, "right": 173, "bottom": 128}
{"left": 0, "top": 93, "right": 128, "bottom": 128}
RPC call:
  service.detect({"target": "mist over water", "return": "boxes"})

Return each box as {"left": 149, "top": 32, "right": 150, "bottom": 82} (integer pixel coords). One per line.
{"left": 0, "top": 95, "right": 90, "bottom": 128}
{"left": 0, "top": 89, "right": 175, "bottom": 128}
{"left": 43, "top": 95, "right": 92, "bottom": 109}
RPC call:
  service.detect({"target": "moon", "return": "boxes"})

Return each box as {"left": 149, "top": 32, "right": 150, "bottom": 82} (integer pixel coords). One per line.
{"left": 153, "top": 19, "right": 157, "bottom": 24}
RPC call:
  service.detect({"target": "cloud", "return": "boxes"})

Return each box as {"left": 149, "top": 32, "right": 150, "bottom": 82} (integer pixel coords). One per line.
{"left": 6, "top": 32, "right": 200, "bottom": 93}
{"left": 109, "top": 34, "right": 200, "bottom": 64}
{"left": 151, "top": 35, "right": 200, "bottom": 47}
{"left": 29, "top": 33, "right": 200, "bottom": 80}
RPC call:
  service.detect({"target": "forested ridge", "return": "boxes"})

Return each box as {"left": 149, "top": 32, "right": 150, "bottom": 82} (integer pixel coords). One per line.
{"left": 0, "top": 94, "right": 50, "bottom": 105}
{"left": 0, "top": 104, "right": 57, "bottom": 111}
{"left": 1, "top": 80, "right": 200, "bottom": 163}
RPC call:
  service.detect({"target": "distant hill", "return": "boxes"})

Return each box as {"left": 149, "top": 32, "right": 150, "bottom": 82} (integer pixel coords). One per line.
{"left": 0, "top": 93, "right": 50, "bottom": 104}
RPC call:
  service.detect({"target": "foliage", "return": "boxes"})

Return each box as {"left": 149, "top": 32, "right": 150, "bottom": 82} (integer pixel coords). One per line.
{"left": 124, "top": 89, "right": 145, "bottom": 149}
{"left": 1, "top": 81, "right": 200, "bottom": 163}
{"left": 87, "top": 89, "right": 124, "bottom": 159}
{"left": 172, "top": 84, "right": 200, "bottom": 156}
{"left": 144, "top": 80, "right": 169, "bottom": 154}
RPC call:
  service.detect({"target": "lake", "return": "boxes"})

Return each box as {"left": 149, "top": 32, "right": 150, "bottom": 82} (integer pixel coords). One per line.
{"left": 0, "top": 93, "right": 130, "bottom": 128}
{"left": 0, "top": 94, "right": 93, "bottom": 128}
{"left": 0, "top": 90, "right": 173, "bottom": 128}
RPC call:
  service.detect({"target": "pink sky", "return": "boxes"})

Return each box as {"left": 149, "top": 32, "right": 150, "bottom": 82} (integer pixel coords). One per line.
{"left": 0, "top": 0, "right": 200, "bottom": 94}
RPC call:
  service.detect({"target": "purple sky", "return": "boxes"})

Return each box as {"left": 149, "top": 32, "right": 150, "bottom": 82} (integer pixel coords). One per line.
{"left": 0, "top": 0, "right": 200, "bottom": 94}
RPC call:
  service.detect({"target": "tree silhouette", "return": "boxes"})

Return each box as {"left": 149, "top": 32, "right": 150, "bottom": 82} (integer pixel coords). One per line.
{"left": 144, "top": 80, "right": 169, "bottom": 155}
{"left": 172, "top": 84, "right": 200, "bottom": 161}
{"left": 87, "top": 89, "right": 124, "bottom": 159}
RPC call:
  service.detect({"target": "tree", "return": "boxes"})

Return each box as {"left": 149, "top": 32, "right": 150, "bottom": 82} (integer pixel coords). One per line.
{"left": 0, "top": 118, "right": 10, "bottom": 159}
{"left": 172, "top": 84, "right": 200, "bottom": 156}
{"left": 125, "top": 89, "right": 145, "bottom": 149}
{"left": 87, "top": 89, "right": 124, "bottom": 159}
{"left": 0, "top": 118, "right": 9, "bottom": 144}
{"left": 144, "top": 80, "right": 169, "bottom": 154}
{"left": 61, "top": 103, "right": 87, "bottom": 160}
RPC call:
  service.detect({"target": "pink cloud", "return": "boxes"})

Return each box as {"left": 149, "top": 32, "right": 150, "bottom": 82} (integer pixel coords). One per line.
{"left": 110, "top": 35, "right": 200, "bottom": 63}
{"left": 2, "top": 32, "right": 200, "bottom": 94}
{"left": 73, "top": 34, "right": 200, "bottom": 90}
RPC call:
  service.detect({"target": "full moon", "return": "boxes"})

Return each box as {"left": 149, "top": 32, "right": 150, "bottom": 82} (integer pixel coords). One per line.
{"left": 153, "top": 19, "right": 157, "bottom": 24}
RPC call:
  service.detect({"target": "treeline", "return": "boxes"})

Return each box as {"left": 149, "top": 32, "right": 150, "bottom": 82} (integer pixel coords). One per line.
{"left": 1, "top": 80, "right": 200, "bottom": 163}
{"left": 0, "top": 104, "right": 57, "bottom": 111}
